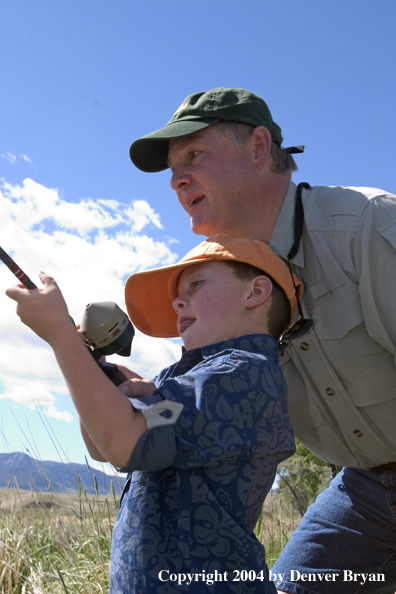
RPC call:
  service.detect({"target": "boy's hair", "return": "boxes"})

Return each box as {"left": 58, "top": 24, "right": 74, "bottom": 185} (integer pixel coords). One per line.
{"left": 224, "top": 260, "right": 291, "bottom": 339}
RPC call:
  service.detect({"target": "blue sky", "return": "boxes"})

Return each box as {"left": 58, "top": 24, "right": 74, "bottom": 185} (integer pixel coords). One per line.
{"left": 1, "top": 1, "right": 395, "bottom": 469}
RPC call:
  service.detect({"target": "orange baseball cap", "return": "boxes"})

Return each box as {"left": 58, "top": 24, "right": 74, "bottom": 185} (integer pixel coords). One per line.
{"left": 124, "top": 234, "right": 303, "bottom": 338}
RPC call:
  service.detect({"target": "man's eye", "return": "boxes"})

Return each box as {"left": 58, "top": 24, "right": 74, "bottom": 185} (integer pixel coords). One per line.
{"left": 191, "top": 280, "right": 202, "bottom": 289}
{"left": 189, "top": 151, "right": 199, "bottom": 161}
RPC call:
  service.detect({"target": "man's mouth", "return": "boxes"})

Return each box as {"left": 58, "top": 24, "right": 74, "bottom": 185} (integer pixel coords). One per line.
{"left": 188, "top": 195, "right": 204, "bottom": 208}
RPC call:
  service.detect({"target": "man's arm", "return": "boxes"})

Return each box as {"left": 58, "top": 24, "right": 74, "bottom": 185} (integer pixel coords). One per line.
{"left": 356, "top": 194, "right": 396, "bottom": 354}
{"left": 6, "top": 273, "right": 148, "bottom": 468}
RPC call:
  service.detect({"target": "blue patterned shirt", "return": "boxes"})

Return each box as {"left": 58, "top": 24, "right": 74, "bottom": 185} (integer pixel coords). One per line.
{"left": 110, "top": 334, "right": 295, "bottom": 593}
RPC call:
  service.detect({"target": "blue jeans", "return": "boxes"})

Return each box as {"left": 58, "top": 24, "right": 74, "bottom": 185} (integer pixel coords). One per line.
{"left": 272, "top": 467, "right": 396, "bottom": 594}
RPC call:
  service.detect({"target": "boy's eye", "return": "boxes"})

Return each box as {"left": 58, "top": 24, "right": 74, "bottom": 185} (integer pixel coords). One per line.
{"left": 191, "top": 280, "right": 202, "bottom": 289}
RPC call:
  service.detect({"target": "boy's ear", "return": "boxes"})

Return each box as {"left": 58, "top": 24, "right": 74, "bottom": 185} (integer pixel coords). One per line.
{"left": 245, "top": 276, "right": 273, "bottom": 309}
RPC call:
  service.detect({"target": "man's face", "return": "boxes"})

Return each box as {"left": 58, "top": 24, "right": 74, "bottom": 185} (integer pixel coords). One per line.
{"left": 168, "top": 126, "right": 258, "bottom": 237}
{"left": 172, "top": 261, "right": 250, "bottom": 350}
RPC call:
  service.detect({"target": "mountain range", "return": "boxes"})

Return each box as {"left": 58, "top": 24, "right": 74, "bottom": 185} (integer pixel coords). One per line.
{"left": 0, "top": 451, "right": 126, "bottom": 495}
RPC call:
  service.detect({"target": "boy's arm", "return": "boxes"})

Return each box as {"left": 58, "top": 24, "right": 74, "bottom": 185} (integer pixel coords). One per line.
{"left": 79, "top": 417, "right": 108, "bottom": 462}
{"left": 80, "top": 379, "right": 156, "bottom": 462}
{"left": 6, "top": 273, "right": 148, "bottom": 468}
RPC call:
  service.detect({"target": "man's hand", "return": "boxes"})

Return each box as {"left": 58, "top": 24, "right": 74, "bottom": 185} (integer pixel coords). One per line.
{"left": 5, "top": 272, "right": 75, "bottom": 347}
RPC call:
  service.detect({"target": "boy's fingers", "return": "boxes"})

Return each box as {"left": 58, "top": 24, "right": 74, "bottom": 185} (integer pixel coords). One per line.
{"left": 5, "top": 284, "right": 27, "bottom": 301}
{"left": 118, "top": 378, "right": 155, "bottom": 398}
{"left": 38, "top": 271, "right": 58, "bottom": 288}
{"left": 5, "top": 272, "right": 56, "bottom": 301}
{"left": 115, "top": 365, "right": 143, "bottom": 381}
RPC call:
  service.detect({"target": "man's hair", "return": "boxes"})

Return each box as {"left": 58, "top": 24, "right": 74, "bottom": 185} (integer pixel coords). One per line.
{"left": 224, "top": 260, "right": 291, "bottom": 339}
{"left": 215, "top": 121, "right": 297, "bottom": 174}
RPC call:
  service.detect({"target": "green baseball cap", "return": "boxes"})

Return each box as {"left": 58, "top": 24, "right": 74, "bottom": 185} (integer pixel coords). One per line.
{"left": 130, "top": 87, "right": 284, "bottom": 173}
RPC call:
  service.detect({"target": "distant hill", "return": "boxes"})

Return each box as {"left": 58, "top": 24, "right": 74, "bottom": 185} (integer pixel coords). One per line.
{"left": 0, "top": 452, "right": 126, "bottom": 495}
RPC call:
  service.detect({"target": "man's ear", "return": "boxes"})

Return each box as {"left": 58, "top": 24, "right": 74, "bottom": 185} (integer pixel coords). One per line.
{"left": 245, "top": 276, "right": 273, "bottom": 309}
{"left": 248, "top": 126, "right": 272, "bottom": 171}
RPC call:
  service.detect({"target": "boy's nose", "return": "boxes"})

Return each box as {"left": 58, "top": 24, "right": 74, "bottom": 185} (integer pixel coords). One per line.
{"left": 172, "top": 294, "right": 187, "bottom": 313}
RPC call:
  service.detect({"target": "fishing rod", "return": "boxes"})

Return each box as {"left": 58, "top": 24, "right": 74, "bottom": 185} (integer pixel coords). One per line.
{"left": 0, "top": 246, "right": 37, "bottom": 289}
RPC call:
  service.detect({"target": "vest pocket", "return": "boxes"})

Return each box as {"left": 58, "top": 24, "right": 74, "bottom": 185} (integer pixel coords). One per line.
{"left": 309, "top": 273, "right": 363, "bottom": 340}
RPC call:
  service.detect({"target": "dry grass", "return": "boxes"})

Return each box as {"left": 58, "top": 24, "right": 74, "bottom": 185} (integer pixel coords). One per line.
{"left": 0, "top": 482, "right": 300, "bottom": 593}
{"left": 0, "top": 484, "right": 119, "bottom": 594}
{"left": 254, "top": 490, "right": 301, "bottom": 568}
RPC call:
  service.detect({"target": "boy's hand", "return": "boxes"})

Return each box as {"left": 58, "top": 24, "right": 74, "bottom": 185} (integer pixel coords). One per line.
{"left": 5, "top": 272, "right": 75, "bottom": 347}
{"left": 114, "top": 364, "right": 143, "bottom": 381}
{"left": 118, "top": 378, "right": 156, "bottom": 398}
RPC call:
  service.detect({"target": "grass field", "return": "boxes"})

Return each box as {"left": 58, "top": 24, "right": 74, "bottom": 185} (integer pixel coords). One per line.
{"left": 0, "top": 480, "right": 300, "bottom": 593}
{"left": 0, "top": 483, "right": 119, "bottom": 594}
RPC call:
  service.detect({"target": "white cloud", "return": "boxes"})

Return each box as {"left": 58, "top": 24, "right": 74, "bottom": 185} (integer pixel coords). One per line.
{"left": 108, "top": 331, "right": 182, "bottom": 380}
{"left": 2, "top": 152, "right": 17, "bottom": 164}
{"left": 0, "top": 177, "right": 181, "bottom": 422}
{"left": 44, "top": 404, "right": 73, "bottom": 423}
{"left": 125, "top": 199, "right": 163, "bottom": 232}
{"left": 20, "top": 154, "right": 34, "bottom": 165}
{"left": 1, "top": 152, "right": 34, "bottom": 166}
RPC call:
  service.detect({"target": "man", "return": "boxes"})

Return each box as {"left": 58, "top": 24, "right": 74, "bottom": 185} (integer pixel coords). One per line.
{"left": 129, "top": 87, "right": 396, "bottom": 594}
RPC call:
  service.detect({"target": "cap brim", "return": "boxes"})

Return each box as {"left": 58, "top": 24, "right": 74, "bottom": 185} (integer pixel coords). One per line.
{"left": 124, "top": 258, "right": 209, "bottom": 338}
{"left": 129, "top": 119, "right": 217, "bottom": 172}
{"left": 125, "top": 234, "right": 304, "bottom": 339}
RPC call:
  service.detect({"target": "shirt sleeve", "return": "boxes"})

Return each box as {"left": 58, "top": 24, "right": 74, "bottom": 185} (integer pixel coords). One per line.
{"left": 121, "top": 354, "right": 294, "bottom": 473}
{"left": 355, "top": 193, "right": 396, "bottom": 356}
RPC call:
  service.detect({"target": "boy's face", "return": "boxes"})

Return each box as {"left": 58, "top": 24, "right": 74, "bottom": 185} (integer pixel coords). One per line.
{"left": 173, "top": 260, "right": 253, "bottom": 350}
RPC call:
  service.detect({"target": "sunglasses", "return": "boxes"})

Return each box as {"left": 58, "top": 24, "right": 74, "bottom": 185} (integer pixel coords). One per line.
{"left": 278, "top": 259, "right": 313, "bottom": 354}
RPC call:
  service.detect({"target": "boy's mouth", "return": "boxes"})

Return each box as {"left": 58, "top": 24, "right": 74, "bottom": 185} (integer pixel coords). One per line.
{"left": 178, "top": 316, "right": 195, "bottom": 334}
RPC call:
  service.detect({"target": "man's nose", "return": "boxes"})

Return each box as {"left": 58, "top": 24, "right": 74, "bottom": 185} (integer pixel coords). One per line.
{"left": 170, "top": 167, "right": 191, "bottom": 191}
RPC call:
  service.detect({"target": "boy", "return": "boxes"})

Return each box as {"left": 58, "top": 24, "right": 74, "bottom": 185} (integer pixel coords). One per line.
{"left": 6, "top": 234, "right": 302, "bottom": 593}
